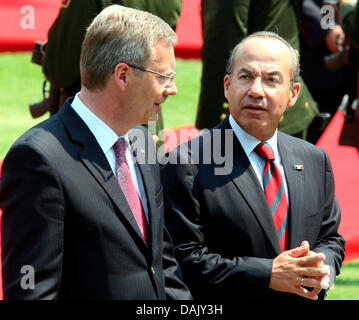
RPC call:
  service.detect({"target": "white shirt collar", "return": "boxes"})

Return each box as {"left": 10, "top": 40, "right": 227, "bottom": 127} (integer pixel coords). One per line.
{"left": 229, "top": 114, "right": 279, "bottom": 159}
{"left": 71, "top": 92, "right": 130, "bottom": 152}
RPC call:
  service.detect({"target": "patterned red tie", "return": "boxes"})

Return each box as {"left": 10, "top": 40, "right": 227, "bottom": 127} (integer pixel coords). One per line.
{"left": 254, "top": 142, "right": 288, "bottom": 251}
{"left": 114, "top": 137, "right": 149, "bottom": 244}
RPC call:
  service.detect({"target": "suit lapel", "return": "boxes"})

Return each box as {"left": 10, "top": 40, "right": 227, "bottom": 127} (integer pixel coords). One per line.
{"left": 59, "top": 102, "right": 148, "bottom": 247}
{"left": 277, "top": 133, "right": 305, "bottom": 249}
{"left": 214, "top": 119, "right": 281, "bottom": 255}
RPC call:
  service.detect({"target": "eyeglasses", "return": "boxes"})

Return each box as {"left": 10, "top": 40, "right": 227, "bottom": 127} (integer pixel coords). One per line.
{"left": 230, "top": 71, "right": 293, "bottom": 89}
{"left": 126, "top": 63, "right": 176, "bottom": 87}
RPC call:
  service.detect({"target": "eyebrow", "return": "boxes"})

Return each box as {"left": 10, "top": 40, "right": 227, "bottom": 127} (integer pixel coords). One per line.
{"left": 238, "top": 68, "right": 284, "bottom": 79}
{"left": 265, "top": 71, "right": 283, "bottom": 78}
{"left": 238, "top": 68, "right": 282, "bottom": 76}
{"left": 237, "top": 68, "right": 253, "bottom": 74}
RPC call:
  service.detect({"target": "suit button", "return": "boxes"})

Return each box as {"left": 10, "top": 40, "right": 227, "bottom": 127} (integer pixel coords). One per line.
{"left": 151, "top": 266, "right": 155, "bottom": 274}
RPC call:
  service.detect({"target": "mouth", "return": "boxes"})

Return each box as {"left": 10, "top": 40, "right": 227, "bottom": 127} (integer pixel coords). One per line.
{"left": 244, "top": 104, "right": 266, "bottom": 113}
{"left": 155, "top": 99, "right": 166, "bottom": 110}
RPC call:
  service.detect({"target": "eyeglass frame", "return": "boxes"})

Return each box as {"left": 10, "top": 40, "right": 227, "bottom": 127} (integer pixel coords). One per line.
{"left": 123, "top": 62, "right": 176, "bottom": 86}
{"left": 228, "top": 70, "right": 295, "bottom": 89}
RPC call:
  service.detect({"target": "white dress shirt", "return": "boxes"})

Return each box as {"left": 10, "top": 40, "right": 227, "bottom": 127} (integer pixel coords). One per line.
{"left": 71, "top": 93, "right": 149, "bottom": 220}
{"left": 229, "top": 115, "right": 290, "bottom": 205}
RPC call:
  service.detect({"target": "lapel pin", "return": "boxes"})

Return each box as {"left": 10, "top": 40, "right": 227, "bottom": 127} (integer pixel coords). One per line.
{"left": 293, "top": 164, "right": 304, "bottom": 171}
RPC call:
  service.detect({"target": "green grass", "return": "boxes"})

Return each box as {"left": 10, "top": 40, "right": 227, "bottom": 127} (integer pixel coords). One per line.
{"left": 326, "top": 260, "right": 359, "bottom": 300}
{"left": 162, "top": 58, "right": 202, "bottom": 128}
{"left": 0, "top": 52, "right": 358, "bottom": 300}
{"left": 0, "top": 53, "right": 47, "bottom": 157}
{"left": 0, "top": 53, "right": 201, "bottom": 158}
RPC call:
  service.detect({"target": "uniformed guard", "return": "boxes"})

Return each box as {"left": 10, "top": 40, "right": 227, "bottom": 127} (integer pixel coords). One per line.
{"left": 340, "top": 0, "right": 359, "bottom": 129}
{"left": 341, "top": 0, "right": 359, "bottom": 47}
{"left": 41, "top": 0, "right": 182, "bottom": 147}
{"left": 196, "top": 0, "right": 318, "bottom": 140}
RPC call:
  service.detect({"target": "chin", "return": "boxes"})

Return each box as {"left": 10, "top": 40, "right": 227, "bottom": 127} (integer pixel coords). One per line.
{"left": 148, "top": 113, "right": 159, "bottom": 122}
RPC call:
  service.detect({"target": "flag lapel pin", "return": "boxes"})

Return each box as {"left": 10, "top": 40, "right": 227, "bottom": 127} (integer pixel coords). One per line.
{"left": 293, "top": 164, "right": 304, "bottom": 171}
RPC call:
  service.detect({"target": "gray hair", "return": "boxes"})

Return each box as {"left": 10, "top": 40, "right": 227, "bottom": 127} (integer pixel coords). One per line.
{"left": 226, "top": 31, "right": 300, "bottom": 87}
{"left": 80, "top": 5, "right": 177, "bottom": 90}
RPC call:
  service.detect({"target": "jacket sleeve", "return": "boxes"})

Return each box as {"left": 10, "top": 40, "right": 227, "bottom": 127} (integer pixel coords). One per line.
{"left": 162, "top": 225, "right": 193, "bottom": 300}
{"left": 313, "top": 149, "right": 345, "bottom": 292}
{"left": 0, "top": 142, "right": 65, "bottom": 299}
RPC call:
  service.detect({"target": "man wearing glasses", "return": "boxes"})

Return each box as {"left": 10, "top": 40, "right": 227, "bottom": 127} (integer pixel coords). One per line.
{"left": 0, "top": 5, "right": 191, "bottom": 300}
{"left": 41, "top": 0, "right": 183, "bottom": 147}
{"left": 162, "top": 31, "right": 345, "bottom": 301}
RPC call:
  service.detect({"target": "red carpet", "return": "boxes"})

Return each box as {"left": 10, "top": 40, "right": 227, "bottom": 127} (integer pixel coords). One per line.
{"left": 0, "top": 0, "right": 62, "bottom": 52}
{"left": 0, "top": 0, "right": 203, "bottom": 58}
{"left": 317, "top": 111, "right": 359, "bottom": 263}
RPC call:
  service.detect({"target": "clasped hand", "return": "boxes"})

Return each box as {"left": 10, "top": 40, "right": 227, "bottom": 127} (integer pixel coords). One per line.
{"left": 269, "top": 241, "right": 330, "bottom": 300}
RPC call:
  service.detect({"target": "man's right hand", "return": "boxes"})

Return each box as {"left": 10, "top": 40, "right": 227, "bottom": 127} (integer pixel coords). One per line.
{"left": 269, "top": 242, "right": 330, "bottom": 300}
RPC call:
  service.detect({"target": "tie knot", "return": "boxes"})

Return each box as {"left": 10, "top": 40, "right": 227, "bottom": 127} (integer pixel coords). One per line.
{"left": 254, "top": 142, "right": 275, "bottom": 161}
{"left": 114, "top": 137, "right": 127, "bottom": 160}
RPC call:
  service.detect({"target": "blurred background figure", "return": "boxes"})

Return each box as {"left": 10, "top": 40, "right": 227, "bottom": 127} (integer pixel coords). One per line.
{"left": 342, "top": 0, "right": 359, "bottom": 46}
{"left": 299, "top": 0, "right": 355, "bottom": 144}
{"left": 196, "top": 0, "right": 319, "bottom": 141}
{"left": 341, "top": 0, "right": 359, "bottom": 123}
{"left": 30, "top": 0, "right": 182, "bottom": 146}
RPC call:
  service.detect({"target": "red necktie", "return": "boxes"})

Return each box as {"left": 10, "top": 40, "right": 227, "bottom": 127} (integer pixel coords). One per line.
{"left": 114, "top": 137, "right": 149, "bottom": 244}
{"left": 254, "top": 142, "right": 288, "bottom": 251}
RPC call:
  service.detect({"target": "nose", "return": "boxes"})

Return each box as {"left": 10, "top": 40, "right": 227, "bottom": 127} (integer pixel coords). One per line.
{"left": 248, "top": 77, "right": 265, "bottom": 99}
{"left": 164, "top": 80, "right": 177, "bottom": 96}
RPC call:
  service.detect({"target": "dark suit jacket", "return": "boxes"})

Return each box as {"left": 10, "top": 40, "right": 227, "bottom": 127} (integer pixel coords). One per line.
{"left": 0, "top": 98, "right": 191, "bottom": 300}
{"left": 161, "top": 117, "right": 345, "bottom": 301}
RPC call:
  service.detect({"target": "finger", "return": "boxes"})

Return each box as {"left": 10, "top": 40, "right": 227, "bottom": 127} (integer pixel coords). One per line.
{"left": 320, "top": 275, "right": 330, "bottom": 290}
{"left": 287, "top": 242, "right": 310, "bottom": 258}
{"left": 293, "top": 286, "right": 319, "bottom": 300}
{"left": 315, "top": 260, "right": 324, "bottom": 267}
{"left": 300, "top": 240, "right": 309, "bottom": 249}
{"left": 308, "top": 252, "right": 326, "bottom": 267}
{"left": 297, "top": 241, "right": 310, "bottom": 257}
{"left": 322, "top": 264, "right": 330, "bottom": 275}
{"left": 298, "top": 253, "right": 326, "bottom": 266}
{"left": 310, "top": 287, "right": 322, "bottom": 296}
{"left": 298, "top": 266, "right": 330, "bottom": 278}
{"left": 300, "top": 277, "right": 325, "bottom": 290}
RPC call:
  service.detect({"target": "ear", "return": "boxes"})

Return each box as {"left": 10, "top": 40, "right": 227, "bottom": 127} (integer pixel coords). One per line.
{"left": 287, "top": 82, "right": 300, "bottom": 107}
{"left": 224, "top": 75, "right": 231, "bottom": 100}
{"left": 113, "top": 63, "right": 130, "bottom": 90}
